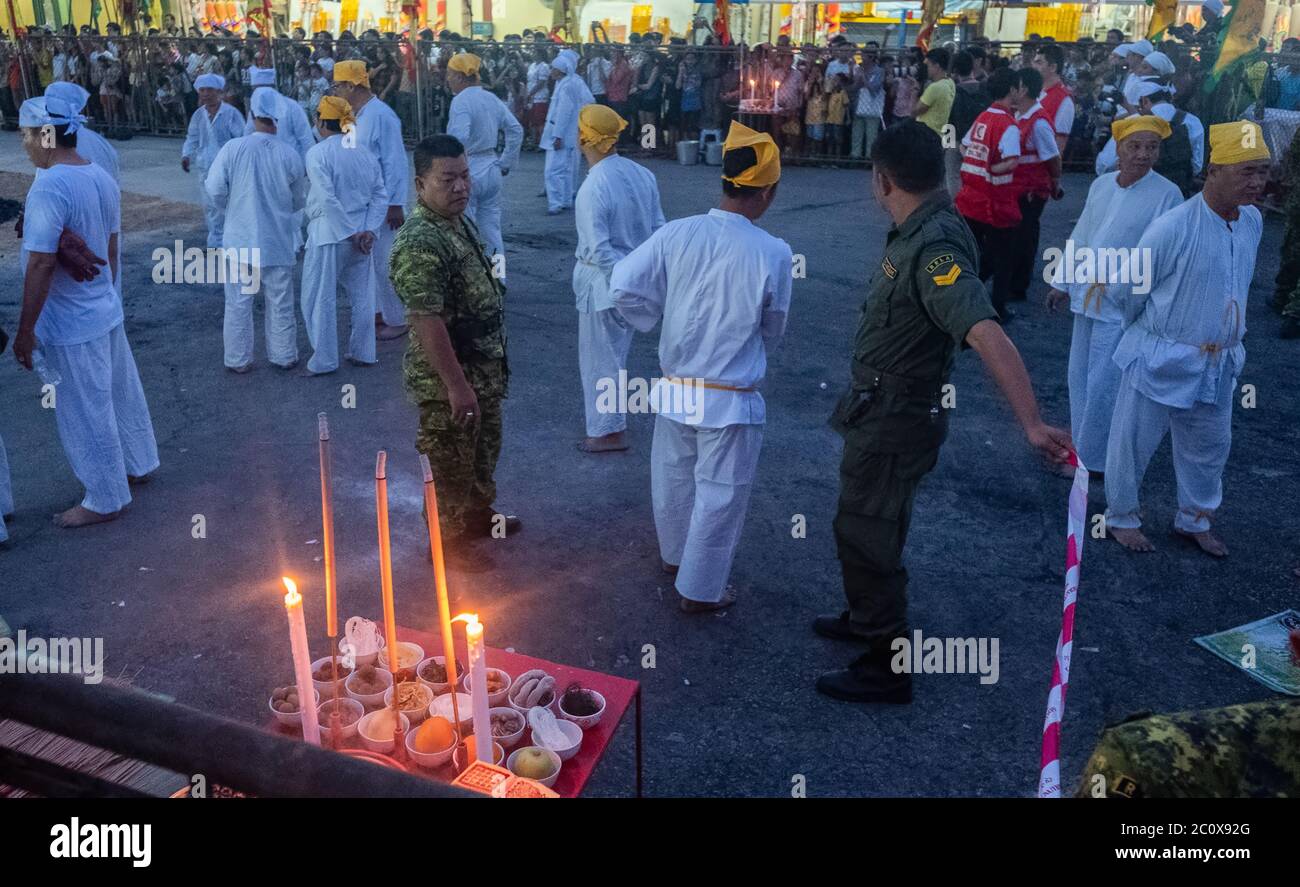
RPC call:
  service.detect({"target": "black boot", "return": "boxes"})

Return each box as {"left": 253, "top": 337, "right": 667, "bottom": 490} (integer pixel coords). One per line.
{"left": 811, "top": 611, "right": 871, "bottom": 644}
{"left": 1280, "top": 317, "right": 1300, "bottom": 340}
{"left": 816, "top": 648, "right": 912, "bottom": 704}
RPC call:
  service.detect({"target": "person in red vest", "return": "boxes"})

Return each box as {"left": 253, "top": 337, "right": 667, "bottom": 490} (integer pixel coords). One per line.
{"left": 1033, "top": 43, "right": 1074, "bottom": 155}
{"left": 1008, "top": 67, "right": 1062, "bottom": 310}
{"left": 953, "top": 67, "right": 1021, "bottom": 322}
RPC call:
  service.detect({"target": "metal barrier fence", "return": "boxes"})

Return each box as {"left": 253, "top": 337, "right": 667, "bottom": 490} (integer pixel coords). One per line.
{"left": 1, "top": 35, "right": 1294, "bottom": 169}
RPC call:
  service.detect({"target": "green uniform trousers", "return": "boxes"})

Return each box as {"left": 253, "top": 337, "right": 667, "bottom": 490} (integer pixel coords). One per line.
{"left": 416, "top": 396, "right": 503, "bottom": 539}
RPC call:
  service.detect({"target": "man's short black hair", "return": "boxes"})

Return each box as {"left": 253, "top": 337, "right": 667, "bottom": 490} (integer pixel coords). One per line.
{"left": 721, "top": 145, "right": 765, "bottom": 198}
{"left": 926, "top": 48, "right": 950, "bottom": 71}
{"left": 1038, "top": 43, "right": 1064, "bottom": 73}
{"left": 967, "top": 45, "right": 986, "bottom": 62}
{"left": 414, "top": 134, "right": 466, "bottom": 177}
{"left": 1016, "top": 67, "right": 1043, "bottom": 98}
{"left": 986, "top": 67, "right": 1016, "bottom": 100}
{"left": 321, "top": 118, "right": 343, "bottom": 133}
{"left": 952, "top": 50, "right": 974, "bottom": 78}
{"left": 870, "top": 120, "right": 943, "bottom": 194}
{"left": 40, "top": 122, "right": 78, "bottom": 148}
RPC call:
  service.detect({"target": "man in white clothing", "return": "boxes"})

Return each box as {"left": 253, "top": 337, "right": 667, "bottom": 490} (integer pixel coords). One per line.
{"left": 300, "top": 96, "right": 387, "bottom": 375}
{"left": 445, "top": 52, "right": 523, "bottom": 260}
{"left": 1046, "top": 115, "right": 1183, "bottom": 474}
{"left": 243, "top": 65, "right": 316, "bottom": 158}
{"left": 0, "top": 431, "right": 11, "bottom": 543}
{"left": 44, "top": 82, "right": 119, "bottom": 182}
{"left": 182, "top": 73, "right": 245, "bottom": 248}
{"left": 573, "top": 104, "right": 665, "bottom": 454}
{"left": 13, "top": 96, "right": 159, "bottom": 529}
{"left": 332, "top": 59, "right": 411, "bottom": 340}
{"left": 541, "top": 51, "right": 594, "bottom": 215}
{"left": 1105, "top": 121, "right": 1270, "bottom": 558}
{"left": 206, "top": 88, "right": 307, "bottom": 372}
{"left": 1095, "top": 80, "right": 1204, "bottom": 194}
{"left": 611, "top": 123, "right": 792, "bottom": 613}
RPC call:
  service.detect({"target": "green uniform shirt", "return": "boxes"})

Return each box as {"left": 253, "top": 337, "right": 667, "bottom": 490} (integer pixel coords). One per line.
{"left": 831, "top": 194, "right": 996, "bottom": 452}
{"left": 390, "top": 204, "right": 508, "bottom": 403}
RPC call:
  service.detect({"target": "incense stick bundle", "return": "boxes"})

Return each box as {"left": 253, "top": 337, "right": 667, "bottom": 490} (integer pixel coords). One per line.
{"left": 419, "top": 454, "right": 463, "bottom": 742}
{"left": 374, "top": 452, "right": 404, "bottom": 759}
{"left": 317, "top": 413, "right": 341, "bottom": 745}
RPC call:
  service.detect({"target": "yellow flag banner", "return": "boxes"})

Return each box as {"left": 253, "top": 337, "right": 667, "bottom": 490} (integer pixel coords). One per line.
{"left": 1145, "top": 0, "right": 1178, "bottom": 39}
{"left": 1210, "top": 0, "right": 1267, "bottom": 81}
{"left": 552, "top": 0, "right": 577, "bottom": 40}
{"left": 915, "top": 0, "right": 945, "bottom": 50}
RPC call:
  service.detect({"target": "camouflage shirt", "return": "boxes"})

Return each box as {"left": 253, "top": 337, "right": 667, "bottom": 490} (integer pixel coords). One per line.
{"left": 390, "top": 204, "right": 508, "bottom": 403}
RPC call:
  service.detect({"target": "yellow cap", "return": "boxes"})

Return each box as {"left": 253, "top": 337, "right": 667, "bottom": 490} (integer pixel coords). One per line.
{"left": 1111, "top": 114, "right": 1171, "bottom": 142}
{"left": 447, "top": 52, "right": 481, "bottom": 77}
{"left": 317, "top": 95, "right": 355, "bottom": 128}
{"left": 578, "top": 104, "right": 627, "bottom": 153}
{"left": 721, "top": 121, "right": 781, "bottom": 188}
{"left": 1208, "top": 120, "right": 1271, "bottom": 166}
{"left": 333, "top": 60, "right": 369, "bottom": 88}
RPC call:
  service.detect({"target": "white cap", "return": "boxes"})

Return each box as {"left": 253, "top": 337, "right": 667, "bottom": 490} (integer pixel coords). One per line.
{"left": 1144, "top": 51, "right": 1175, "bottom": 75}
{"left": 250, "top": 87, "right": 282, "bottom": 121}
{"left": 1112, "top": 43, "right": 1132, "bottom": 57}
{"left": 249, "top": 66, "right": 276, "bottom": 86}
{"left": 1129, "top": 39, "right": 1154, "bottom": 57}
{"left": 195, "top": 73, "right": 225, "bottom": 90}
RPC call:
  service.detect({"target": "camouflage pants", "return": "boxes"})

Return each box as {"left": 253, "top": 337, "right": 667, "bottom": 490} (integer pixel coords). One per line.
{"left": 1275, "top": 209, "right": 1300, "bottom": 320}
{"left": 416, "top": 397, "right": 502, "bottom": 539}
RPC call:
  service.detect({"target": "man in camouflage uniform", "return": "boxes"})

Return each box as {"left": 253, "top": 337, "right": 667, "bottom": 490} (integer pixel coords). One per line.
{"left": 390, "top": 134, "right": 520, "bottom": 567}
{"left": 1077, "top": 699, "right": 1300, "bottom": 797}
{"left": 1272, "top": 132, "right": 1300, "bottom": 339}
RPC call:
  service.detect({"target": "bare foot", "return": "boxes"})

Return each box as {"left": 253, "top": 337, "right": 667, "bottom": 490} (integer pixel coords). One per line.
{"left": 127, "top": 473, "right": 152, "bottom": 486}
{"left": 376, "top": 324, "right": 408, "bottom": 341}
{"left": 577, "top": 433, "right": 628, "bottom": 454}
{"left": 1110, "top": 526, "right": 1155, "bottom": 552}
{"left": 54, "top": 505, "right": 119, "bottom": 528}
{"left": 1175, "top": 528, "right": 1228, "bottom": 558}
{"left": 679, "top": 585, "right": 738, "bottom": 614}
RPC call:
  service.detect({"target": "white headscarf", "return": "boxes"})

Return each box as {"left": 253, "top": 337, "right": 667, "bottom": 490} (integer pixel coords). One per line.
{"left": 1143, "top": 51, "right": 1175, "bottom": 76}
{"left": 195, "top": 72, "right": 226, "bottom": 90}
{"left": 551, "top": 53, "right": 577, "bottom": 76}
{"left": 19, "top": 95, "right": 86, "bottom": 133}
{"left": 250, "top": 87, "right": 282, "bottom": 121}
{"left": 249, "top": 66, "right": 276, "bottom": 87}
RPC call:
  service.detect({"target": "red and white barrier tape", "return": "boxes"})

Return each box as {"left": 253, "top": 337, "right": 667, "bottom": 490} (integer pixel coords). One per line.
{"left": 1038, "top": 451, "right": 1089, "bottom": 798}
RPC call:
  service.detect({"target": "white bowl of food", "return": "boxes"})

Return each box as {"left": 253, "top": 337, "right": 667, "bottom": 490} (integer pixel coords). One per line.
{"left": 357, "top": 709, "right": 410, "bottom": 754}
{"left": 344, "top": 665, "right": 393, "bottom": 709}
{"left": 461, "top": 667, "right": 511, "bottom": 707}
{"left": 317, "top": 697, "right": 364, "bottom": 743}
{"left": 383, "top": 680, "right": 435, "bottom": 725}
{"left": 428, "top": 692, "right": 474, "bottom": 732}
{"left": 453, "top": 738, "right": 505, "bottom": 770}
{"left": 488, "top": 707, "right": 527, "bottom": 750}
{"left": 556, "top": 686, "right": 606, "bottom": 730}
{"left": 269, "top": 686, "right": 321, "bottom": 727}
{"left": 378, "top": 641, "right": 424, "bottom": 675}
{"left": 311, "top": 656, "right": 354, "bottom": 700}
{"left": 506, "top": 746, "right": 562, "bottom": 789}
{"left": 533, "top": 717, "right": 583, "bottom": 761}
{"left": 405, "top": 717, "right": 459, "bottom": 769}
{"left": 416, "top": 655, "right": 465, "bottom": 696}
{"left": 507, "top": 671, "right": 558, "bottom": 714}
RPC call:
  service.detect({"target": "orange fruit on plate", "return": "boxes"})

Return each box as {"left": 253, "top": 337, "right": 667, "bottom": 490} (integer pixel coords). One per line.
{"left": 414, "top": 716, "right": 455, "bottom": 753}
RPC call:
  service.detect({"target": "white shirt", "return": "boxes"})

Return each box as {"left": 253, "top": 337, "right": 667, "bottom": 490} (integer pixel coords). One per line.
{"left": 22, "top": 162, "right": 122, "bottom": 346}
{"left": 304, "top": 134, "right": 388, "bottom": 247}
{"left": 205, "top": 132, "right": 307, "bottom": 266}
{"left": 611, "top": 209, "right": 793, "bottom": 428}
{"left": 527, "top": 61, "right": 552, "bottom": 105}
{"left": 243, "top": 87, "right": 317, "bottom": 158}
{"left": 542, "top": 73, "right": 595, "bottom": 150}
{"left": 77, "top": 126, "right": 120, "bottom": 182}
{"left": 1051, "top": 170, "right": 1183, "bottom": 322}
{"left": 1040, "top": 88, "right": 1075, "bottom": 135}
{"left": 1094, "top": 103, "right": 1206, "bottom": 176}
{"left": 586, "top": 57, "right": 612, "bottom": 96}
{"left": 447, "top": 85, "right": 524, "bottom": 173}
{"left": 1111, "top": 194, "right": 1261, "bottom": 409}
{"left": 354, "top": 95, "right": 411, "bottom": 208}
{"left": 182, "top": 101, "right": 245, "bottom": 170}
{"left": 1015, "top": 102, "right": 1060, "bottom": 160}
{"left": 574, "top": 155, "right": 666, "bottom": 312}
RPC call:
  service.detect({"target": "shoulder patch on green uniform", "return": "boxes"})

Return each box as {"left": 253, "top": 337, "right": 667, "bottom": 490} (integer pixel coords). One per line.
{"left": 925, "top": 254, "right": 955, "bottom": 275}
{"left": 1112, "top": 775, "right": 1139, "bottom": 798}
{"left": 882, "top": 255, "right": 898, "bottom": 279}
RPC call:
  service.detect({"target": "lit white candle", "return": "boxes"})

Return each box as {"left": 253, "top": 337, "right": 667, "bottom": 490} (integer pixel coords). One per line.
{"left": 456, "top": 613, "right": 491, "bottom": 763}
{"left": 282, "top": 577, "right": 321, "bottom": 745}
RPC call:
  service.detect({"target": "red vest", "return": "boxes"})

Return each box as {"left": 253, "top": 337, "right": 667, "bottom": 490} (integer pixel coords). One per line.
{"left": 1013, "top": 103, "right": 1055, "bottom": 200}
{"left": 1040, "top": 82, "right": 1072, "bottom": 132}
{"left": 955, "top": 105, "right": 1021, "bottom": 228}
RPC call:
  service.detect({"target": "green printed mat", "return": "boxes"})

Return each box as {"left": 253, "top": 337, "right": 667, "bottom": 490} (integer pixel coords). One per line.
{"left": 1194, "top": 609, "right": 1300, "bottom": 696}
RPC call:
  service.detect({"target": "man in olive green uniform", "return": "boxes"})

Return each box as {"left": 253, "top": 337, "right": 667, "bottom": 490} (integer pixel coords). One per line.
{"left": 815, "top": 121, "right": 1073, "bottom": 703}
{"left": 390, "top": 134, "right": 520, "bottom": 565}
{"left": 1077, "top": 700, "right": 1300, "bottom": 797}
{"left": 1272, "top": 131, "right": 1300, "bottom": 339}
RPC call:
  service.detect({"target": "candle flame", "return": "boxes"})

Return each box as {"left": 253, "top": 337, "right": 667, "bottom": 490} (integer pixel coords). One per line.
{"left": 282, "top": 576, "right": 301, "bottom": 606}
{"left": 451, "top": 612, "right": 480, "bottom": 629}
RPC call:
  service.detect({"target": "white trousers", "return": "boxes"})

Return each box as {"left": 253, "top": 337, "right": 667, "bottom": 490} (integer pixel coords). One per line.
{"left": 651, "top": 416, "right": 764, "bottom": 603}
{"left": 544, "top": 146, "right": 580, "bottom": 212}
{"left": 301, "top": 240, "right": 377, "bottom": 374}
{"left": 224, "top": 264, "right": 297, "bottom": 369}
{"left": 371, "top": 221, "right": 406, "bottom": 327}
{"left": 1067, "top": 314, "right": 1124, "bottom": 472}
{"left": 45, "top": 324, "right": 160, "bottom": 515}
{"left": 578, "top": 308, "right": 634, "bottom": 438}
{"left": 1104, "top": 367, "right": 1234, "bottom": 534}
{"left": 196, "top": 166, "right": 224, "bottom": 249}
{"left": 466, "top": 159, "right": 504, "bottom": 258}
{"left": 0, "top": 432, "right": 11, "bottom": 543}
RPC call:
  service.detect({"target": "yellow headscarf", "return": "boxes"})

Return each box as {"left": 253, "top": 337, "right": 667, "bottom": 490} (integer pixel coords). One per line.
{"left": 333, "top": 60, "right": 370, "bottom": 88}
{"left": 1111, "top": 115, "right": 1171, "bottom": 142}
{"left": 1208, "top": 121, "right": 1271, "bottom": 166}
{"left": 447, "top": 52, "right": 481, "bottom": 77}
{"left": 317, "top": 95, "right": 355, "bottom": 128}
{"left": 578, "top": 104, "right": 627, "bottom": 154}
{"left": 721, "top": 121, "right": 781, "bottom": 188}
